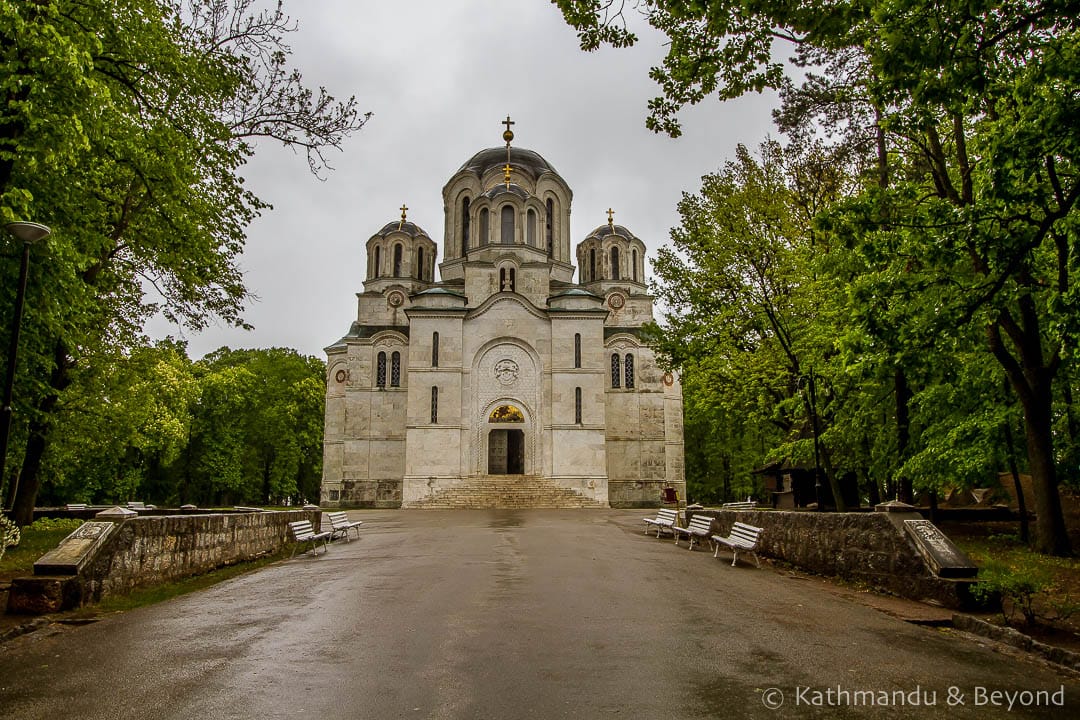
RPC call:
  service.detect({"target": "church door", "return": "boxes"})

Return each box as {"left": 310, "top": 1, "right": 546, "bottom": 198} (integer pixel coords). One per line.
{"left": 506, "top": 429, "right": 524, "bottom": 474}
{"left": 487, "top": 429, "right": 525, "bottom": 474}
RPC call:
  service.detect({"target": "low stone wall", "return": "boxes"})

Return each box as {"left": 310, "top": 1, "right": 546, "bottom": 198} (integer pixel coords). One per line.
{"left": 8, "top": 509, "right": 318, "bottom": 613}
{"left": 82, "top": 510, "right": 318, "bottom": 603}
{"left": 691, "top": 509, "right": 976, "bottom": 608}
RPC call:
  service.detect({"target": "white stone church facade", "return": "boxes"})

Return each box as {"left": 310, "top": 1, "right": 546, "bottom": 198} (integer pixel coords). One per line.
{"left": 320, "top": 133, "right": 684, "bottom": 508}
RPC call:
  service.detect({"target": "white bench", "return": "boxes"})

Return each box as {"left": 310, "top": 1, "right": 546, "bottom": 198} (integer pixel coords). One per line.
{"left": 323, "top": 511, "right": 363, "bottom": 542}
{"left": 712, "top": 522, "right": 764, "bottom": 567}
{"left": 643, "top": 508, "right": 679, "bottom": 538}
{"left": 65, "top": 503, "right": 87, "bottom": 510}
{"left": 721, "top": 501, "right": 757, "bottom": 511}
{"left": 673, "top": 514, "right": 715, "bottom": 551}
{"left": 288, "top": 520, "right": 331, "bottom": 557}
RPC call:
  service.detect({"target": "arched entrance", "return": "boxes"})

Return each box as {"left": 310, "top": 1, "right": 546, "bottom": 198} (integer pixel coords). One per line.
{"left": 487, "top": 404, "right": 525, "bottom": 474}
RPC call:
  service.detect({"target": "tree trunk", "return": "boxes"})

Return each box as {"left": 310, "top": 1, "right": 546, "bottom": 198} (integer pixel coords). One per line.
{"left": 10, "top": 340, "right": 70, "bottom": 526}
{"left": 1021, "top": 388, "right": 1071, "bottom": 555}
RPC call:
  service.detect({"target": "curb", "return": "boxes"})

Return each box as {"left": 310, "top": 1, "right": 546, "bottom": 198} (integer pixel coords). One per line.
{"left": 952, "top": 614, "right": 1080, "bottom": 673}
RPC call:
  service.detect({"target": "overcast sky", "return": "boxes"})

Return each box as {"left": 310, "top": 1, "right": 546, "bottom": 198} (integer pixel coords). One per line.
{"left": 148, "top": 0, "right": 779, "bottom": 359}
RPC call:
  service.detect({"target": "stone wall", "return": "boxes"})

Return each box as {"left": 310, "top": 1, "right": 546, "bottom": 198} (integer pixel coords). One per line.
{"left": 691, "top": 509, "right": 975, "bottom": 608}
{"left": 82, "top": 510, "right": 318, "bottom": 603}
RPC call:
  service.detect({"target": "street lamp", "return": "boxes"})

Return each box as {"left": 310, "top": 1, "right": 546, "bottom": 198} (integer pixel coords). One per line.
{"left": 1, "top": 222, "right": 50, "bottom": 512}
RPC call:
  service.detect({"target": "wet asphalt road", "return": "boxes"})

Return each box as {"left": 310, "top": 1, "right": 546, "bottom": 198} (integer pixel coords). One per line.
{"left": 0, "top": 510, "right": 1076, "bottom": 719}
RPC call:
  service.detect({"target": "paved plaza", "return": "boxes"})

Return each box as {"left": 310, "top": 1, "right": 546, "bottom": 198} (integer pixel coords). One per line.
{"left": 0, "top": 510, "right": 1075, "bottom": 719}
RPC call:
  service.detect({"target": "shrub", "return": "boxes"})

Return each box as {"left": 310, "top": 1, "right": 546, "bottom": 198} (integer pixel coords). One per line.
{"left": 0, "top": 516, "right": 21, "bottom": 561}
{"left": 971, "top": 561, "right": 1050, "bottom": 626}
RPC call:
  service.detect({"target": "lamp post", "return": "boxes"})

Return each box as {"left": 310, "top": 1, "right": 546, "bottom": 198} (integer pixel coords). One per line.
{"left": 1, "top": 222, "right": 50, "bottom": 512}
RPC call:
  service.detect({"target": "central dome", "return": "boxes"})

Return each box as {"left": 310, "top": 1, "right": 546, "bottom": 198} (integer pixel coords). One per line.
{"left": 457, "top": 147, "right": 557, "bottom": 177}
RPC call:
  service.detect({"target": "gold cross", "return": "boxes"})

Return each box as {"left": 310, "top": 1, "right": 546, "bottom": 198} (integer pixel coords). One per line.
{"left": 399, "top": 203, "right": 408, "bottom": 228}
{"left": 502, "top": 115, "right": 515, "bottom": 145}
{"left": 503, "top": 115, "right": 515, "bottom": 134}
{"left": 504, "top": 163, "right": 512, "bottom": 188}
{"left": 607, "top": 208, "right": 615, "bottom": 226}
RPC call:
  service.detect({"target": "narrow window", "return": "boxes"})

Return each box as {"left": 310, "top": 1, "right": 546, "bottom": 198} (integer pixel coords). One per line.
{"left": 461, "top": 197, "right": 471, "bottom": 252}
{"left": 574, "top": 333, "right": 581, "bottom": 368}
{"left": 527, "top": 209, "right": 537, "bottom": 247}
{"left": 501, "top": 205, "right": 515, "bottom": 244}
{"left": 376, "top": 352, "right": 387, "bottom": 387}
{"left": 499, "top": 267, "right": 516, "bottom": 292}
{"left": 393, "top": 244, "right": 403, "bottom": 276}
{"left": 575, "top": 387, "right": 582, "bottom": 424}
{"left": 430, "top": 386, "right": 439, "bottom": 424}
{"left": 373, "top": 246, "right": 381, "bottom": 278}
{"left": 545, "top": 198, "right": 554, "bottom": 255}
{"left": 632, "top": 249, "right": 639, "bottom": 282}
{"left": 611, "top": 247, "right": 620, "bottom": 280}
{"left": 589, "top": 248, "right": 596, "bottom": 282}
{"left": 479, "top": 208, "right": 489, "bottom": 245}
{"left": 432, "top": 331, "right": 439, "bottom": 367}
{"left": 611, "top": 353, "right": 621, "bottom": 388}
{"left": 416, "top": 247, "right": 424, "bottom": 280}
{"left": 390, "top": 351, "right": 401, "bottom": 387}
{"left": 624, "top": 354, "right": 635, "bottom": 389}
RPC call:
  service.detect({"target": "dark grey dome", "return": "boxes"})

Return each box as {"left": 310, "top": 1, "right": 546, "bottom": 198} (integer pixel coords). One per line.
{"left": 585, "top": 224, "right": 638, "bottom": 242}
{"left": 376, "top": 220, "right": 429, "bottom": 238}
{"left": 458, "top": 147, "right": 558, "bottom": 177}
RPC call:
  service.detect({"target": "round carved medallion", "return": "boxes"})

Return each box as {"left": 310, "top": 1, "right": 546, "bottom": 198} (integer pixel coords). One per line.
{"left": 335, "top": 369, "right": 348, "bottom": 383}
{"left": 607, "top": 292, "right": 626, "bottom": 310}
{"left": 494, "top": 359, "right": 520, "bottom": 385}
{"left": 663, "top": 372, "right": 674, "bottom": 387}
{"left": 387, "top": 291, "right": 405, "bottom": 308}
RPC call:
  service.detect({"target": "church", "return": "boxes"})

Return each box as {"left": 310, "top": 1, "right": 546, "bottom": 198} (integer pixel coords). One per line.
{"left": 320, "top": 120, "right": 685, "bottom": 508}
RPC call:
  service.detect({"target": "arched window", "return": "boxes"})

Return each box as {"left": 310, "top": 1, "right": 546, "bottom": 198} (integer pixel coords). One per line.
{"left": 373, "top": 246, "right": 381, "bottom": 278}
{"left": 575, "top": 387, "right": 582, "bottom": 424}
{"left": 545, "top": 198, "right": 554, "bottom": 255}
{"left": 432, "top": 331, "right": 439, "bottom": 367}
{"left": 376, "top": 351, "right": 387, "bottom": 387}
{"left": 527, "top": 209, "right": 537, "bottom": 247}
{"left": 574, "top": 333, "right": 581, "bottom": 368}
{"left": 489, "top": 405, "right": 524, "bottom": 422}
{"left": 390, "top": 351, "right": 401, "bottom": 387}
{"left": 416, "top": 247, "right": 424, "bottom": 280}
{"left": 461, "top": 196, "right": 471, "bottom": 252}
{"left": 430, "top": 386, "right": 439, "bottom": 424}
{"left": 611, "top": 353, "right": 621, "bottom": 388}
{"left": 500, "top": 205, "right": 515, "bottom": 244}
{"left": 624, "top": 354, "right": 635, "bottom": 389}
{"left": 393, "top": 244, "right": 403, "bottom": 276}
{"left": 632, "top": 248, "right": 639, "bottom": 282}
{"left": 479, "top": 208, "right": 489, "bottom": 245}
{"left": 611, "top": 247, "right": 620, "bottom": 280}
{"left": 589, "top": 248, "right": 596, "bottom": 282}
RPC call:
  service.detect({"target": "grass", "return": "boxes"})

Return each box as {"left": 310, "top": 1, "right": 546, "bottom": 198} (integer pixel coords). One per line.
{"left": 951, "top": 531, "right": 1080, "bottom": 629}
{"left": 0, "top": 518, "right": 84, "bottom": 578}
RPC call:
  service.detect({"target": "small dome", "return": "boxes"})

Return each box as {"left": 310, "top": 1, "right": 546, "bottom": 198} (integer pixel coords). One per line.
{"left": 376, "top": 220, "right": 429, "bottom": 238}
{"left": 458, "top": 147, "right": 558, "bottom": 178}
{"left": 585, "top": 223, "right": 638, "bottom": 242}
{"left": 482, "top": 183, "right": 530, "bottom": 200}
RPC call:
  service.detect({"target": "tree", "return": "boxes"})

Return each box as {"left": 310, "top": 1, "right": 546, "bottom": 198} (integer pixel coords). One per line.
{"left": 1, "top": 1, "right": 367, "bottom": 524}
{"left": 556, "top": 0, "right": 1078, "bottom": 554}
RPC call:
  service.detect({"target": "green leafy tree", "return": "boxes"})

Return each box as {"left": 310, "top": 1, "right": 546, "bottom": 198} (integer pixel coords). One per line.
{"left": 556, "top": 0, "right": 1078, "bottom": 554}
{"left": 1, "top": 1, "right": 366, "bottom": 524}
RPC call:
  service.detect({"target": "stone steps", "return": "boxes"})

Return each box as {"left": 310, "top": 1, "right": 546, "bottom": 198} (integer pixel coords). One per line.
{"left": 408, "top": 475, "right": 605, "bottom": 509}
